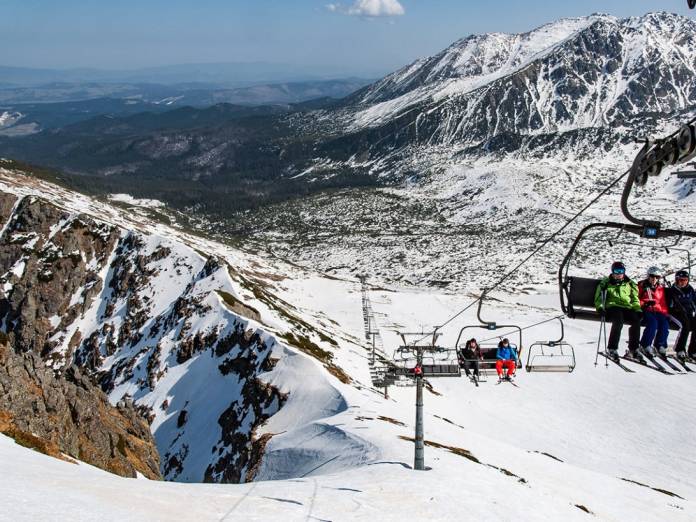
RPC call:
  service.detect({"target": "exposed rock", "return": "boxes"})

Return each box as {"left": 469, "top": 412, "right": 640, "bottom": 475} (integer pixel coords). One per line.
{"left": 0, "top": 340, "right": 161, "bottom": 479}
{"left": 0, "top": 187, "right": 290, "bottom": 484}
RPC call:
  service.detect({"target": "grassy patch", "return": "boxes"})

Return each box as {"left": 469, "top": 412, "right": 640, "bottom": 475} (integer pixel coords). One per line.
{"left": 398, "top": 435, "right": 527, "bottom": 483}
{"left": 621, "top": 478, "right": 684, "bottom": 500}
{"left": 377, "top": 416, "right": 405, "bottom": 426}
{"left": 216, "top": 290, "right": 262, "bottom": 322}
{"left": 0, "top": 410, "right": 76, "bottom": 464}
{"left": 281, "top": 332, "right": 351, "bottom": 384}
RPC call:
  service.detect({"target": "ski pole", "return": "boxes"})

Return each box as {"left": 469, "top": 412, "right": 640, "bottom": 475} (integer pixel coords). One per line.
{"left": 601, "top": 291, "right": 609, "bottom": 367}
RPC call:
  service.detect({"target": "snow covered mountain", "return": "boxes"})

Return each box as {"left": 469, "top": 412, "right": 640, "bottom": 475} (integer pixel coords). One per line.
{"left": 337, "top": 12, "right": 696, "bottom": 153}
{"left": 0, "top": 162, "right": 367, "bottom": 484}
{"left": 243, "top": 11, "right": 696, "bottom": 289}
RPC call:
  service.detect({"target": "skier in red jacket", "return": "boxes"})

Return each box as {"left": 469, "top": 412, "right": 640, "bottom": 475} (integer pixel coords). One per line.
{"left": 638, "top": 266, "right": 670, "bottom": 356}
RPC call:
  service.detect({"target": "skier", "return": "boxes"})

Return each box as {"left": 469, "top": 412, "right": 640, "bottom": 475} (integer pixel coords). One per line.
{"left": 495, "top": 338, "right": 517, "bottom": 382}
{"left": 594, "top": 261, "right": 642, "bottom": 362}
{"left": 458, "top": 338, "right": 482, "bottom": 380}
{"left": 667, "top": 270, "right": 696, "bottom": 361}
{"left": 638, "top": 266, "right": 670, "bottom": 357}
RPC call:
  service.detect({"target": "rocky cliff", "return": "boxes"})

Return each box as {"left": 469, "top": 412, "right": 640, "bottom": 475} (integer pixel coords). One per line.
{"left": 0, "top": 187, "right": 288, "bottom": 482}
{"left": 0, "top": 339, "right": 161, "bottom": 479}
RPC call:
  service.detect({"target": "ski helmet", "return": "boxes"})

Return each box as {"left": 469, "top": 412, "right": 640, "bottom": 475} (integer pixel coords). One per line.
{"left": 647, "top": 266, "right": 663, "bottom": 278}
{"left": 611, "top": 261, "right": 626, "bottom": 274}
{"left": 676, "top": 270, "right": 690, "bottom": 280}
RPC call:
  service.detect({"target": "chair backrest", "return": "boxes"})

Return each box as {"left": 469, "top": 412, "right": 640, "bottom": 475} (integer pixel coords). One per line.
{"left": 568, "top": 276, "right": 602, "bottom": 310}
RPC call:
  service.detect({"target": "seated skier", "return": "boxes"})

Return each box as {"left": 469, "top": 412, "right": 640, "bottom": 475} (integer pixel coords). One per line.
{"left": 594, "top": 261, "right": 642, "bottom": 363}
{"left": 667, "top": 270, "right": 696, "bottom": 361}
{"left": 458, "top": 338, "right": 482, "bottom": 379}
{"left": 638, "top": 266, "right": 670, "bottom": 357}
{"left": 496, "top": 338, "right": 517, "bottom": 382}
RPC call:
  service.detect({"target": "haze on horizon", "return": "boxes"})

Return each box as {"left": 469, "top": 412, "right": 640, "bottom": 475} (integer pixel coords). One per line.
{"left": 2, "top": 0, "right": 695, "bottom": 80}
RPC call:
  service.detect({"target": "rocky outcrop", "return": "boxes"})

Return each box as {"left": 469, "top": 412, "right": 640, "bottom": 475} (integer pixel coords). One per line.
{"left": 0, "top": 196, "right": 120, "bottom": 362}
{"left": 0, "top": 339, "right": 161, "bottom": 479}
{"left": 0, "top": 187, "right": 288, "bottom": 483}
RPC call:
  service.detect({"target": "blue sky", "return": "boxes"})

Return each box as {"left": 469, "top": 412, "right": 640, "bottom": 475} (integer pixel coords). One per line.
{"left": 2, "top": 0, "right": 694, "bottom": 77}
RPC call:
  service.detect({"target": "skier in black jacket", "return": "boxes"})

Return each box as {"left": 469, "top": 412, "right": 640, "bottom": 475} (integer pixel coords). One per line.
{"left": 458, "top": 338, "right": 482, "bottom": 379}
{"left": 667, "top": 270, "right": 696, "bottom": 360}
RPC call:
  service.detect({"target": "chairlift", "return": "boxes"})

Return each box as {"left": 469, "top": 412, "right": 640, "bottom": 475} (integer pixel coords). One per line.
{"left": 559, "top": 222, "right": 696, "bottom": 324}
{"left": 560, "top": 121, "right": 696, "bottom": 323}
{"left": 391, "top": 331, "right": 461, "bottom": 378}
{"left": 525, "top": 317, "right": 576, "bottom": 373}
{"left": 454, "top": 294, "right": 523, "bottom": 375}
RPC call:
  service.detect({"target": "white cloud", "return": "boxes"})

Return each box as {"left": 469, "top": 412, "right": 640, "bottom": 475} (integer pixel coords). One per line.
{"left": 327, "top": 0, "right": 405, "bottom": 17}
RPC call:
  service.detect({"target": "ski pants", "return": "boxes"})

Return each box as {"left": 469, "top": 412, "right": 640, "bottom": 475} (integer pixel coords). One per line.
{"left": 670, "top": 310, "right": 696, "bottom": 356}
{"left": 605, "top": 307, "right": 641, "bottom": 352}
{"left": 496, "top": 359, "right": 515, "bottom": 377}
{"left": 461, "top": 359, "right": 479, "bottom": 377}
{"left": 640, "top": 311, "right": 670, "bottom": 349}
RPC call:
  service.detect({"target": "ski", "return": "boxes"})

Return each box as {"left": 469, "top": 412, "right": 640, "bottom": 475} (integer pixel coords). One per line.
{"left": 643, "top": 354, "right": 674, "bottom": 374}
{"left": 620, "top": 355, "right": 673, "bottom": 375}
{"left": 496, "top": 377, "right": 519, "bottom": 387}
{"left": 598, "top": 352, "right": 635, "bottom": 372}
{"left": 655, "top": 353, "right": 685, "bottom": 373}
{"left": 667, "top": 355, "right": 695, "bottom": 373}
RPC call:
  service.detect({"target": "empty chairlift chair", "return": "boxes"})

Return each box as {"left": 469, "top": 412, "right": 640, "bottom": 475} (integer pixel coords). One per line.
{"left": 525, "top": 318, "right": 576, "bottom": 373}
{"left": 391, "top": 331, "right": 461, "bottom": 379}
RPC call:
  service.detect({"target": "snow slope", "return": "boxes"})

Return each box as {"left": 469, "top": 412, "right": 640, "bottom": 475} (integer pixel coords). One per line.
{"left": 1, "top": 165, "right": 696, "bottom": 521}
{"left": 3, "top": 282, "right": 696, "bottom": 521}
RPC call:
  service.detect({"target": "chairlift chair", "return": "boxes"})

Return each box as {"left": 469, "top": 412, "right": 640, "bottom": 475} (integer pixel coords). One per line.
{"left": 560, "top": 123, "right": 696, "bottom": 324}
{"left": 525, "top": 318, "right": 576, "bottom": 373}
{"left": 559, "top": 224, "right": 696, "bottom": 326}
{"left": 391, "top": 331, "right": 461, "bottom": 379}
{"left": 454, "top": 294, "right": 524, "bottom": 377}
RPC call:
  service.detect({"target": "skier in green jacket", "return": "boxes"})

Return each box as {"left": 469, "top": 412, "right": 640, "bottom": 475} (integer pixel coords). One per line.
{"left": 594, "top": 261, "right": 643, "bottom": 362}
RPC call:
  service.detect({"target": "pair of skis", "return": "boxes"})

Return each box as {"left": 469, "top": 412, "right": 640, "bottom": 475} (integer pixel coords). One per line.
{"left": 496, "top": 376, "right": 519, "bottom": 387}
{"left": 600, "top": 350, "right": 695, "bottom": 374}
{"left": 656, "top": 353, "right": 694, "bottom": 373}
{"left": 620, "top": 353, "right": 673, "bottom": 374}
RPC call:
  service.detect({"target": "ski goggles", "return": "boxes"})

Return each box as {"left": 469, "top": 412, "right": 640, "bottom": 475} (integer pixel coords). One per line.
{"left": 611, "top": 268, "right": 626, "bottom": 275}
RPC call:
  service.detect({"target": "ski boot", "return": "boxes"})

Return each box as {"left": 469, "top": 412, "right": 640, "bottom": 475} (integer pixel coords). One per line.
{"left": 608, "top": 349, "right": 620, "bottom": 363}
{"left": 657, "top": 346, "right": 667, "bottom": 357}
{"left": 639, "top": 345, "right": 655, "bottom": 359}
{"left": 626, "top": 349, "right": 645, "bottom": 364}
{"left": 677, "top": 351, "right": 688, "bottom": 362}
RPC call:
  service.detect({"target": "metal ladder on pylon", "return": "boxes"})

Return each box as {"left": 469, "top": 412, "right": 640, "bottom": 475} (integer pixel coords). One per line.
{"left": 359, "top": 276, "right": 402, "bottom": 394}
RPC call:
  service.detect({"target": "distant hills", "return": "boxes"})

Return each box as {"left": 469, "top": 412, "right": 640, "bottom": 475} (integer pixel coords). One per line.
{"left": 0, "top": 62, "right": 373, "bottom": 87}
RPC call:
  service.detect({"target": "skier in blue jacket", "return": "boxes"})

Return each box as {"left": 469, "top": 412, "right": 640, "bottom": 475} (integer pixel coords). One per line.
{"left": 496, "top": 338, "right": 518, "bottom": 381}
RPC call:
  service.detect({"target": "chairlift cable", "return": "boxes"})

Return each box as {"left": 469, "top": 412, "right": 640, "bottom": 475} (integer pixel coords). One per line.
{"left": 432, "top": 166, "right": 632, "bottom": 335}
{"left": 478, "top": 314, "right": 566, "bottom": 343}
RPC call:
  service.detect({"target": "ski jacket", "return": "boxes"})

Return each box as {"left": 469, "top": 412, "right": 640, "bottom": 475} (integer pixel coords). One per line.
{"left": 594, "top": 276, "right": 641, "bottom": 312}
{"left": 667, "top": 284, "right": 696, "bottom": 317}
{"left": 460, "top": 341, "right": 482, "bottom": 360}
{"left": 496, "top": 346, "right": 517, "bottom": 361}
{"left": 637, "top": 279, "right": 668, "bottom": 315}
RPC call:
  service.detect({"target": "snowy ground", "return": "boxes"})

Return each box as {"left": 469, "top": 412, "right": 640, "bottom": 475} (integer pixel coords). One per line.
{"left": 1, "top": 166, "right": 695, "bottom": 521}
{"left": 3, "top": 278, "right": 696, "bottom": 521}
